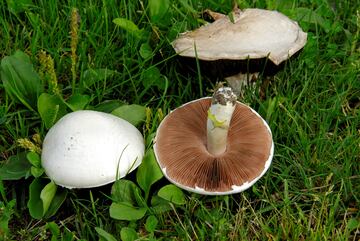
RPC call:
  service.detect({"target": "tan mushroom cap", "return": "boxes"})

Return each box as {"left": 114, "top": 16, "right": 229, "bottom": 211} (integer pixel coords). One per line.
{"left": 172, "top": 8, "right": 307, "bottom": 65}
{"left": 154, "top": 98, "right": 274, "bottom": 195}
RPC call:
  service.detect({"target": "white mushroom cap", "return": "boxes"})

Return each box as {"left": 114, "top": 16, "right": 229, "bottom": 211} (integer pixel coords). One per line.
{"left": 41, "top": 110, "right": 145, "bottom": 189}
{"left": 172, "top": 8, "right": 307, "bottom": 65}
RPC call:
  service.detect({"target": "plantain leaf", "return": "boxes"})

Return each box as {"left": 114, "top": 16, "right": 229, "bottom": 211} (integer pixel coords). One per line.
{"left": 95, "top": 227, "right": 117, "bottom": 241}
{"left": 40, "top": 181, "right": 57, "bottom": 215}
{"left": 158, "top": 184, "right": 185, "bottom": 205}
{"left": 27, "top": 178, "right": 45, "bottom": 219}
{"left": 111, "top": 104, "right": 146, "bottom": 126}
{"left": 37, "top": 93, "right": 67, "bottom": 129}
{"left": 66, "top": 94, "right": 90, "bottom": 111}
{"left": 0, "top": 152, "right": 31, "bottom": 180}
{"left": 136, "top": 149, "right": 163, "bottom": 200}
{"left": 109, "top": 202, "right": 147, "bottom": 221}
{"left": 1, "top": 50, "right": 43, "bottom": 111}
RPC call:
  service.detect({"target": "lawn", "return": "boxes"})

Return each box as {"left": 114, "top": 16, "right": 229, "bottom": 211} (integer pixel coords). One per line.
{"left": 0, "top": 0, "right": 359, "bottom": 240}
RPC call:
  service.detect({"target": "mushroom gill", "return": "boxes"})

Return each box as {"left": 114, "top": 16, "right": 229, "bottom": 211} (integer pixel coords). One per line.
{"left": 154, "top": 98, "right": 272, "bottom": 193}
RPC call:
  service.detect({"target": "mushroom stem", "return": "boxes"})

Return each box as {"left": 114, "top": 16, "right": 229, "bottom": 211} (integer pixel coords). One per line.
{"left": 207, "top": 87, "right": 237, "bottom": 156}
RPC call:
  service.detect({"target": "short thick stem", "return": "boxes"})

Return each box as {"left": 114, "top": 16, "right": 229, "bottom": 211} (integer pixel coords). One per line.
{"left": 207, "top": 87, "right": 237, "bottom": 156}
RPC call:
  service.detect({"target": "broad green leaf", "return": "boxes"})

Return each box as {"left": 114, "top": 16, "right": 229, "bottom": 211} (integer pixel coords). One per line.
{"left": 111, "top": 104, "right": 146, "bottom": 126}
{"left": 37, "top": 93, "right": 67, "bottom": 129}
{"left": 82, "top": 68, "right": 116, "bottom": 88}
{"left": 136, "top": 149, "right": 163, "bottom": 200}
{"left": 145, "top": 215, "right": 158, "bottom": 233}
{"left": 150, "top": 195, "right": 172, "bottom": 214}
{"left": 0, "top": 152, "right": 31, "bottom": 180}
{"left": 46, "top": 222, "right": 60, "bottom": 237}
{"left": 113, "top": 18, "right": 144, "bottom": 39}
{"left": 30, "top": 166, "right": 44, "bottom": 177}
{"left": 109, "top": 202, "right": 147, "bottom": 221}
{"left": 347, "top": 218, "right": 359, "bottom": 232}
{"left": 40, "top": 181, "right": 57, "bottom": 215}
{"left": 1, "top": 50, "right": 43, "bottom": 111}
{"left": 66, "top": 94, "right": 90, "bottom": 111}
{"left": 113, "top": 18, "right": 140, "bottom": 33}
{"left": 44, "top": 188, "right": 68, "bottom": 218}
{"left": 27, "top": 151, "right": 41, "bottom": 167}
{"left": 95, "top": 227, "right": 117, "bottom": 241}
{"left": 27, "top": 178, "right": 45, "bottom": 219}
{"left": 93, "top": 100, "right": 125, "bottom": 113}
{"left": 139, "top": 43, "right": 153, "bottom": 59}
{"left": 120, "top": 227, "right": 138, "bottom": 241}
{"left": 148, "top": 0, "right": 170, "bottom": 24}
{"left": 6, "top": 0, "right": 33, "bottom": 14}
{"left": 111, "top": 179, "right": 141, "bottom": 205}
{"left": 141, "top": 67, "right": 166, "bottom": 90}
{"left": 158, "top": 184, "right": 185, "bottom": 205}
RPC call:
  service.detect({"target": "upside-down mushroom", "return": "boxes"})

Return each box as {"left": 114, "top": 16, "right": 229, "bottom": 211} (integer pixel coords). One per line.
{"left": 154, "top": 87, "right": 274, "bottom": 195}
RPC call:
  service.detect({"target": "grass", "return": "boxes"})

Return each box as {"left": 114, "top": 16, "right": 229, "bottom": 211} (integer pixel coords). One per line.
{"left": 1, "top": 0, "right": 359, "bottom": 240}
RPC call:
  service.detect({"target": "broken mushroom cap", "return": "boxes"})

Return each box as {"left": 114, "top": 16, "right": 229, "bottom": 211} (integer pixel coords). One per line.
{"left": 41, "top": 110, "right": 145, "bottom": 189}
{"left": 153, "top": 91, "right": 274, "bottom": 195}
{"left": 172, "top": 8, "right": 307, "bottom": 65}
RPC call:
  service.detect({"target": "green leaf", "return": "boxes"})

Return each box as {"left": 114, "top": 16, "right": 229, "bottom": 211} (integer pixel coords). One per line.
{"left": 44, "top": 188, "right": 67, "bottom": 218}
{"left": 120, "top": 227, "right": 138, "bottom": 241}
{"left": 113, "top": 18, "right": 139, "bottom": 32}
{"left": 0, "top": 152, "right": 31, "bottom": 180}
{"left": 26, "top": 151, "right": 41, "bottom": 167}
{"left": 82, "top": 68, "right": 116, "bottom": 88}
{"left": 27, "top": 178, "right": 45, "bottom": 219}
{"left": 292, "top": 7, "right": 331, "bottom": 32}
{"left": 6, "top": 0, "right": 33, "bottom": 14}
{"left": 139, "top": 43, "right": 153, "bottom": 59}
{"left": 66, "top": 94, "right": 90, "bottom": 111}
{"left": 95, "top": 227, "right": 117, "bottom": 241}
{"left": 148, "top": 0, "right": 170, "bottom": 24}
{"left": 145, "top": 215, "right": 158, "bottom": 233}
{"left": 141, "top": 67, "right": 166, "bottom": 90}
{"left": 0, "top": 199, "right": 16, "bottom": 238}
{"left": 347, "top": 218, "right": 359, "bottom": 232}
{"left": 46, "top": 222, "right": 60, "bottom": 237}
{"left": 113, "top": 18, "right": 142, "bottom": 37}
{"left": 136, "top": 149, "right": 163, "bottom": 200}
{"left": 158, "top": 184, "right": 185, "bottom": 205}
{"left": 37, "top": 93, "right": 67, "bottom": 129}
{"left": 111, "top": 179, "right": 142, "bottom": 205}
{"left": 109, "top": 202, "right": 147, "bottom": 221}
{"left": 1, "top": 50, "right": 43, "bottom": 111}
{"left": 93, "top": 100, "right": 125, "bottom": 113}
{"left": 30, "top": 166, "right": 44, "bottom": 177}
{"left": 111, "top": 104, "right": 146, "bottom": 126}
{"left": 150, "top": 195, "right": 172, "bottom": 214}
{"left": 40, "top": 181, "right": 57, "bottom": 215}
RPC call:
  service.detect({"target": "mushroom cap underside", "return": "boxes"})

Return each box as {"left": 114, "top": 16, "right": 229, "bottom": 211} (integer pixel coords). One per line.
{"left": 41, "top": 110, "right": 145, "bottom": 189}
{"left": 154, "top": 98, "right": 274, "bottom": 195}
{"left": 172, "top": 8, "right": 307, "bottom": 65}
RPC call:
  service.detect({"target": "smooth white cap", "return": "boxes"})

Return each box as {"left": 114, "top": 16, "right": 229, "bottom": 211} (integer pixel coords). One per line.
{"left": 41, "top": 110, "right": 145, "bottom": 189}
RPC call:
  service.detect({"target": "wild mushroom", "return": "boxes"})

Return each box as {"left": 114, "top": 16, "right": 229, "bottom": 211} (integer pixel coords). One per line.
{"left": 41, "top": 110, "right": 145, "bottom": 189}
{"left": 153, "top": 87, "right": 274, "bottom": 195}
{"left": 172, "top": 8, "right": 307, "bottom": 95}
